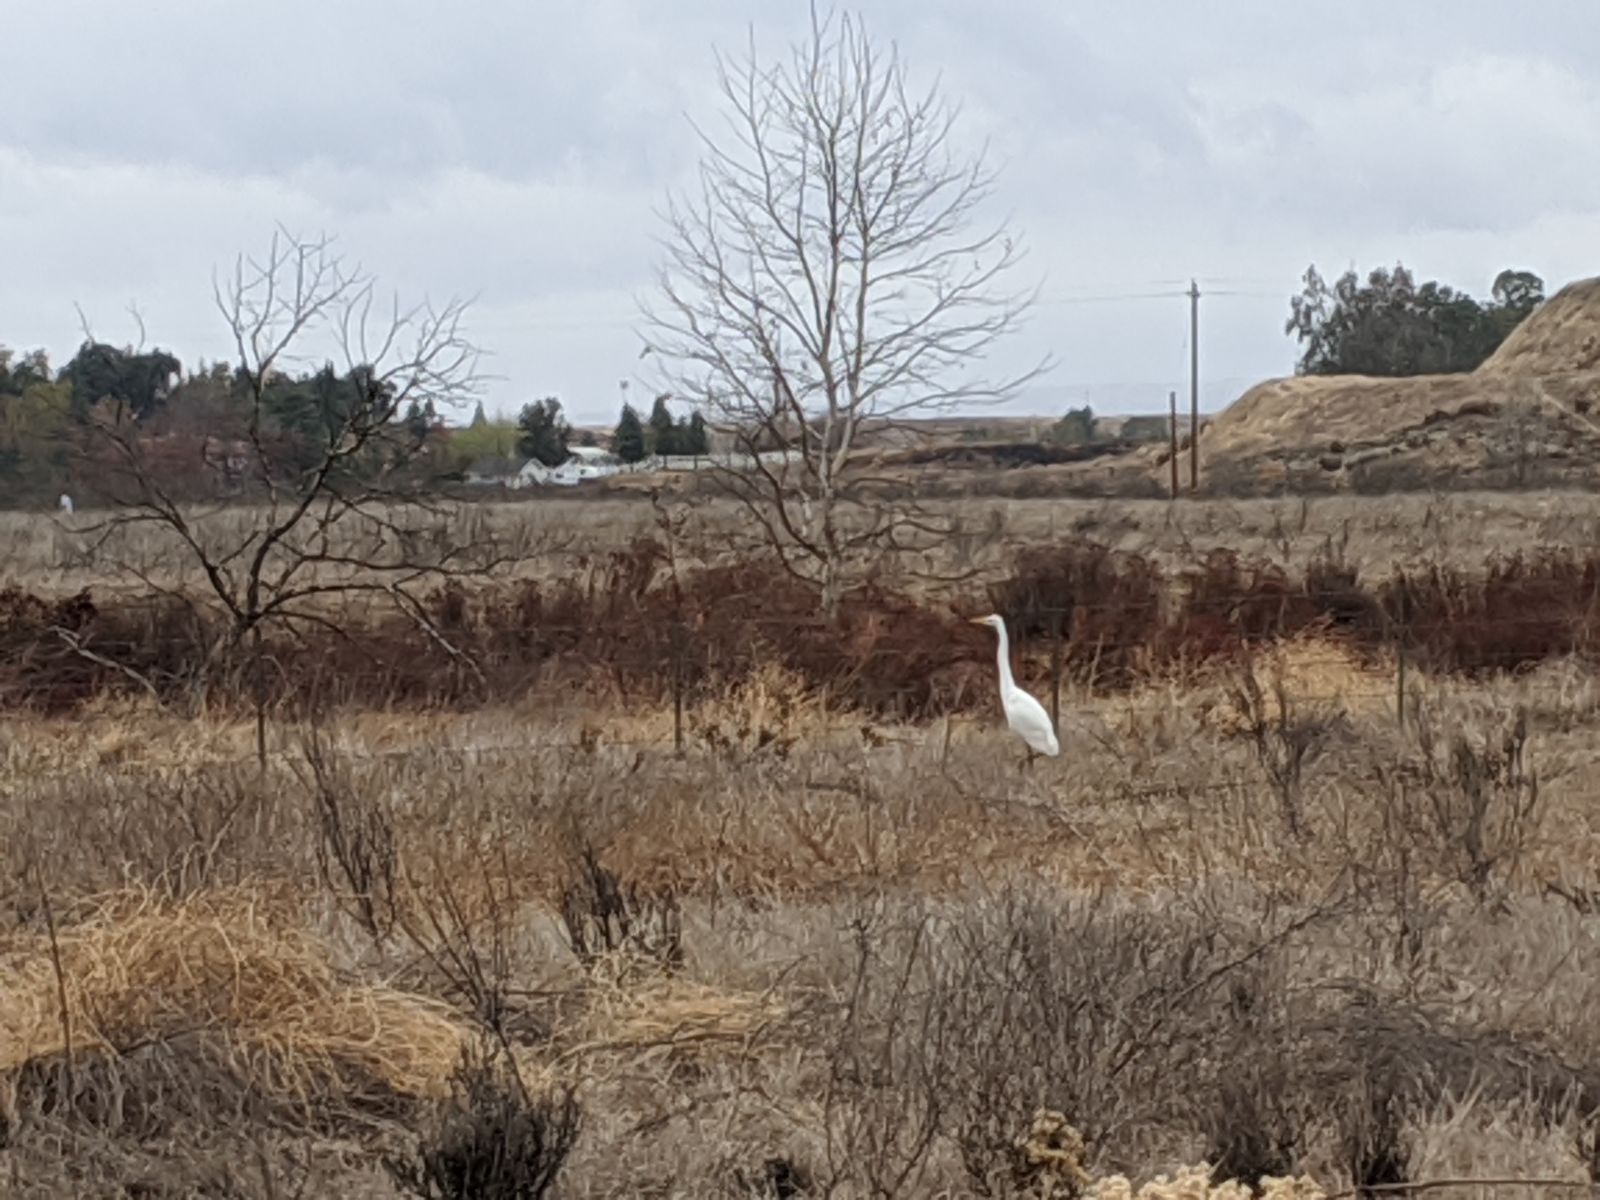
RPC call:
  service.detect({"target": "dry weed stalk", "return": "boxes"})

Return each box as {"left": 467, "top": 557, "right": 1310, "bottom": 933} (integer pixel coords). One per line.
{"left": 294, "top": 727, "right": 400, "bottom": 943}
{"left": 1384, "top": 699, "right": 1543, "bottom": 903}
{"left": 558, "top": 844, "right": 683, "bottom": 980}
{"left": 1227, "top": 660, "right": 1340, "bottom": 839}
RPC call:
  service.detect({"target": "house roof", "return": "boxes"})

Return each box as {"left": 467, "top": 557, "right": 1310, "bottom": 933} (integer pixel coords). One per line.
{"left": 568, "top": 445, "right": 619, "bottom": 463}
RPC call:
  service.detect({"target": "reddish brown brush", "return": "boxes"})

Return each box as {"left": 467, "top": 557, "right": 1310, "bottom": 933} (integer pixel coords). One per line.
{"left": 9, "top": 538, "right": 1600, "bottom": 720}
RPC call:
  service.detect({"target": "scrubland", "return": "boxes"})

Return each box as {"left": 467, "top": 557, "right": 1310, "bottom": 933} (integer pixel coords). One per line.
{"left": 6, "top": 491, "right": 1600, "bottom": 1197}
{"left": 10, "top": 489, "right": 1600, "bottom": 597}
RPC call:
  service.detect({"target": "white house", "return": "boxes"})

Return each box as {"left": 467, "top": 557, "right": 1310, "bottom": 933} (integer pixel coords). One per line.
{"left": 464, "top": 454, "right": 522, "bottom": 486}
{"left": 542, "top": 446, "right": 623, "bottom": 486}
{"left": 508, "top": 446, "right": 627, "bottom": 489}
{"left": 511, "top": 458, "right": 564, "bottom": 488}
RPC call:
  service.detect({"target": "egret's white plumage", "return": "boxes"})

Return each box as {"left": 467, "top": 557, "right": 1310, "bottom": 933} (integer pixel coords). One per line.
{"left": 970, "top": 613, "right": 1060, "bottom": 760}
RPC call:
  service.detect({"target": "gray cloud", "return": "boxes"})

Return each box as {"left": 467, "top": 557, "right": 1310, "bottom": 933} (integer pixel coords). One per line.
{"left": 3, "top": 1, "right": 1599, "bottom": 423}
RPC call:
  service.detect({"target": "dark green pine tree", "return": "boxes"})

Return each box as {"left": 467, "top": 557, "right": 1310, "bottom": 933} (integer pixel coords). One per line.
{"left": 682, "top": 410, "right": 710, "bottom": 455}
{"left": 647, "top": 393, "right": 679, "bottom": 456}
{"left": 612, "top": 402, "right": 646, "bottom": 462}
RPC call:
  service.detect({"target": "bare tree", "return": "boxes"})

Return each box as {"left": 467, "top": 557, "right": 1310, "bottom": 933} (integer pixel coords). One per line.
{"left": 642, "top": 5, "right": 1046, "bottom": 617}
{"left": 80, "top": 226, "right": 500, "bottom": 765}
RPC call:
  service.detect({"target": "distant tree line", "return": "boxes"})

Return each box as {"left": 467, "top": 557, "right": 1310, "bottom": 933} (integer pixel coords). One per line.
{"left": 0, "top": 337, "right": 598, "bottom": 505}
{"left": 508, "top": 393, "right": 707, "bottom": 470}
{"left": 0, "top": 338, "right": 466, "bottom": 505}
{"left": 0, "top": 336, "right": 716, "bottom": 505}
{"left": 1287, "top": 264, "right": 1545, "bottom": 377}
{"left": 611, "top": 394, "right": 709, "bottom": 462}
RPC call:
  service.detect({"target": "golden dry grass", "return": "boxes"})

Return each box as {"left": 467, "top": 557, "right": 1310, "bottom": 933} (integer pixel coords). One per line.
{"left": 3, "top": 674, "right": 1599, "bottom": 1194}
{"left": 10, "top": 517, "right": 1600, "bottom": 1192}
{"left": 0, "top": 885, "right": 477, "bottom": 1136}
{"left": 1483, "top": 276, "right": 1600, "bottom": 375}
{"left": 12, "top": 487, "right": 1600, "bottom": 606}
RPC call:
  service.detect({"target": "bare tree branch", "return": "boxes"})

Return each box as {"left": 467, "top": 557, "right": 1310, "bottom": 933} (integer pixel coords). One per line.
{"left": 641, "top": 5, "right": 1049, "bottom": 615}
{"left": 80, "top": 225, "right": 503, "bottom": 764}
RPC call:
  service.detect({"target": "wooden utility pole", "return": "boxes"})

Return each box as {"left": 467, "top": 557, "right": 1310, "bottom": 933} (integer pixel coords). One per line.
{"left": 1168, "top": 389, "right": 1179, "bottom": 499}
{"left": 1189, "top": 279, "right": 1200, "bottom": 492}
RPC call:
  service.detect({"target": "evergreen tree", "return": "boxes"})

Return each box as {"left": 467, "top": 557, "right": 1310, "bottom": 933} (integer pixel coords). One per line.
{"left": 612, "top": 403, "right": 646, "bottom": 462}
{"left": 647, "top": 393, "right": 679, "bottom": 456}
{"left": 682, "top": 410, "right": 710, "bottom": 455}
{"left": 1047, "top": 405, "right": 1095, "bottom": 445}
{"left": 404, "top": 399, "right": 431, "bottom": 444}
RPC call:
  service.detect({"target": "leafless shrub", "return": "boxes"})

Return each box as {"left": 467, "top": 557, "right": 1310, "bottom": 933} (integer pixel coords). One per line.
{"left": 927, "top": 888, "right": 1279, "bottom": 1183}
{"left": 816, "top": 904, "right": 952, "bottom": 1198}
{"left": 75, "top": 226, "right": 504, "bottom": 765}
{"left": 395, "top": 848, "right": 527, "bottom": 1041}
{"left": 1392, "top": 701, "right": 1542, "bottom": 903}
{"left": 294, "top": 728, "right": 400, "bottom": 943}
{"left": 732, "top": 1155, "right": 815, "bottom": 1199}
{"left": 1199, "top": 978, "right": 1315, "bottom": 1186}
{"left": 386, "top": 1042, "right": 580, "bottom": 1200}
{"left": 1227, "top": 666, "right": 1342, "bottom": 839}
{"left": 798, "top": 887, "right": 1343, "bottom": 1193}
{"left": 1337, "top": 1068, "right": 1411, "bottom": 1200}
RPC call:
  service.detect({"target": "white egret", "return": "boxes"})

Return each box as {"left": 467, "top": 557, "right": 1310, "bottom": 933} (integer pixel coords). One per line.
{"left": 969, "top": 613, "right": 1060, "bottom": 766}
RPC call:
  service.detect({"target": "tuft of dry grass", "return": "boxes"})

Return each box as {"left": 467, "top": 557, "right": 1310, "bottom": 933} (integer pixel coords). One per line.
{"left": 0, "top": 886, "right": 475, "bottom": 1126}
{"left": 557, "top": 962, "right": 786, "bottom": 1067}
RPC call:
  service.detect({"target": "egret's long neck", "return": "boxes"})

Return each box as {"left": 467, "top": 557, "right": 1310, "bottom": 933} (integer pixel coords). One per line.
{"left": 994, "top": 622, "right": 1016, "bottom": 691}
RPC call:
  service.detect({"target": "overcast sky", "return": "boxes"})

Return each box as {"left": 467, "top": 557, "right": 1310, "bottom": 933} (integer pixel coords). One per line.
{"left": 3, "top": 1, "right": 1598, "bottom": 424}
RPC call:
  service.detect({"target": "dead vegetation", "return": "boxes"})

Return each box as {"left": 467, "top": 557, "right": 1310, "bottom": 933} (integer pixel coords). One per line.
{"left": 4, "top": 639, "right": 1600, "bottom": 1196}
{"left": 9, "top": 496, "right": 1600, "bottom": 1194}
{"left": 9, "top": 530, "right": 1600, "bottom": 729}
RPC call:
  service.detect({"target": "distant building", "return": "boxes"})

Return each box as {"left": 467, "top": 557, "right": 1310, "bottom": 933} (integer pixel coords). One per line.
{"left": 536, "top": 446, "right": 624, "bottom": 486}
{"left": 512, "top": 458, "right": 560, "bottom": 488}
{"left": 463, "top": 454, "right": 522, "bottom": 486}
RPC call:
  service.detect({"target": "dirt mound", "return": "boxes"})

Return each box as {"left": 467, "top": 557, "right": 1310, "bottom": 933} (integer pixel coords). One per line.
{"left": 1481, "top": 276, "right": 1600, "bottom": 375}
{"left": 1181, "top": 275, "right": 1600, "bottom": 494}
{"left": 1198, "top": 373, "right": 1502, "bottom": 464}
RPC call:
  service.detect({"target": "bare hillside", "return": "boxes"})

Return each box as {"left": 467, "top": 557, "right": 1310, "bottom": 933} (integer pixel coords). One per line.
{"left": 1481, "top": 275, "right": 1600, "bottom": 374}
{"left": 1176, "top": 275, "right": 1600, "bottom": 493}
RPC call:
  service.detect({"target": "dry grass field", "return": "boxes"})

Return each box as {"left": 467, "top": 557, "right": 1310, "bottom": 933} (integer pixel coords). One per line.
{"left": 7, "top": 490, "right": 1600, "bottom": 1196}
{"left": 11, "top": 489, "right": 1600, "bottom": 597}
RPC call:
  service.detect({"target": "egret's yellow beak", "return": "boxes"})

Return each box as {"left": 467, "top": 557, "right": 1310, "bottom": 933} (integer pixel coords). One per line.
{"left": 968, "top": 617, "right": 987, "bottom": 626}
